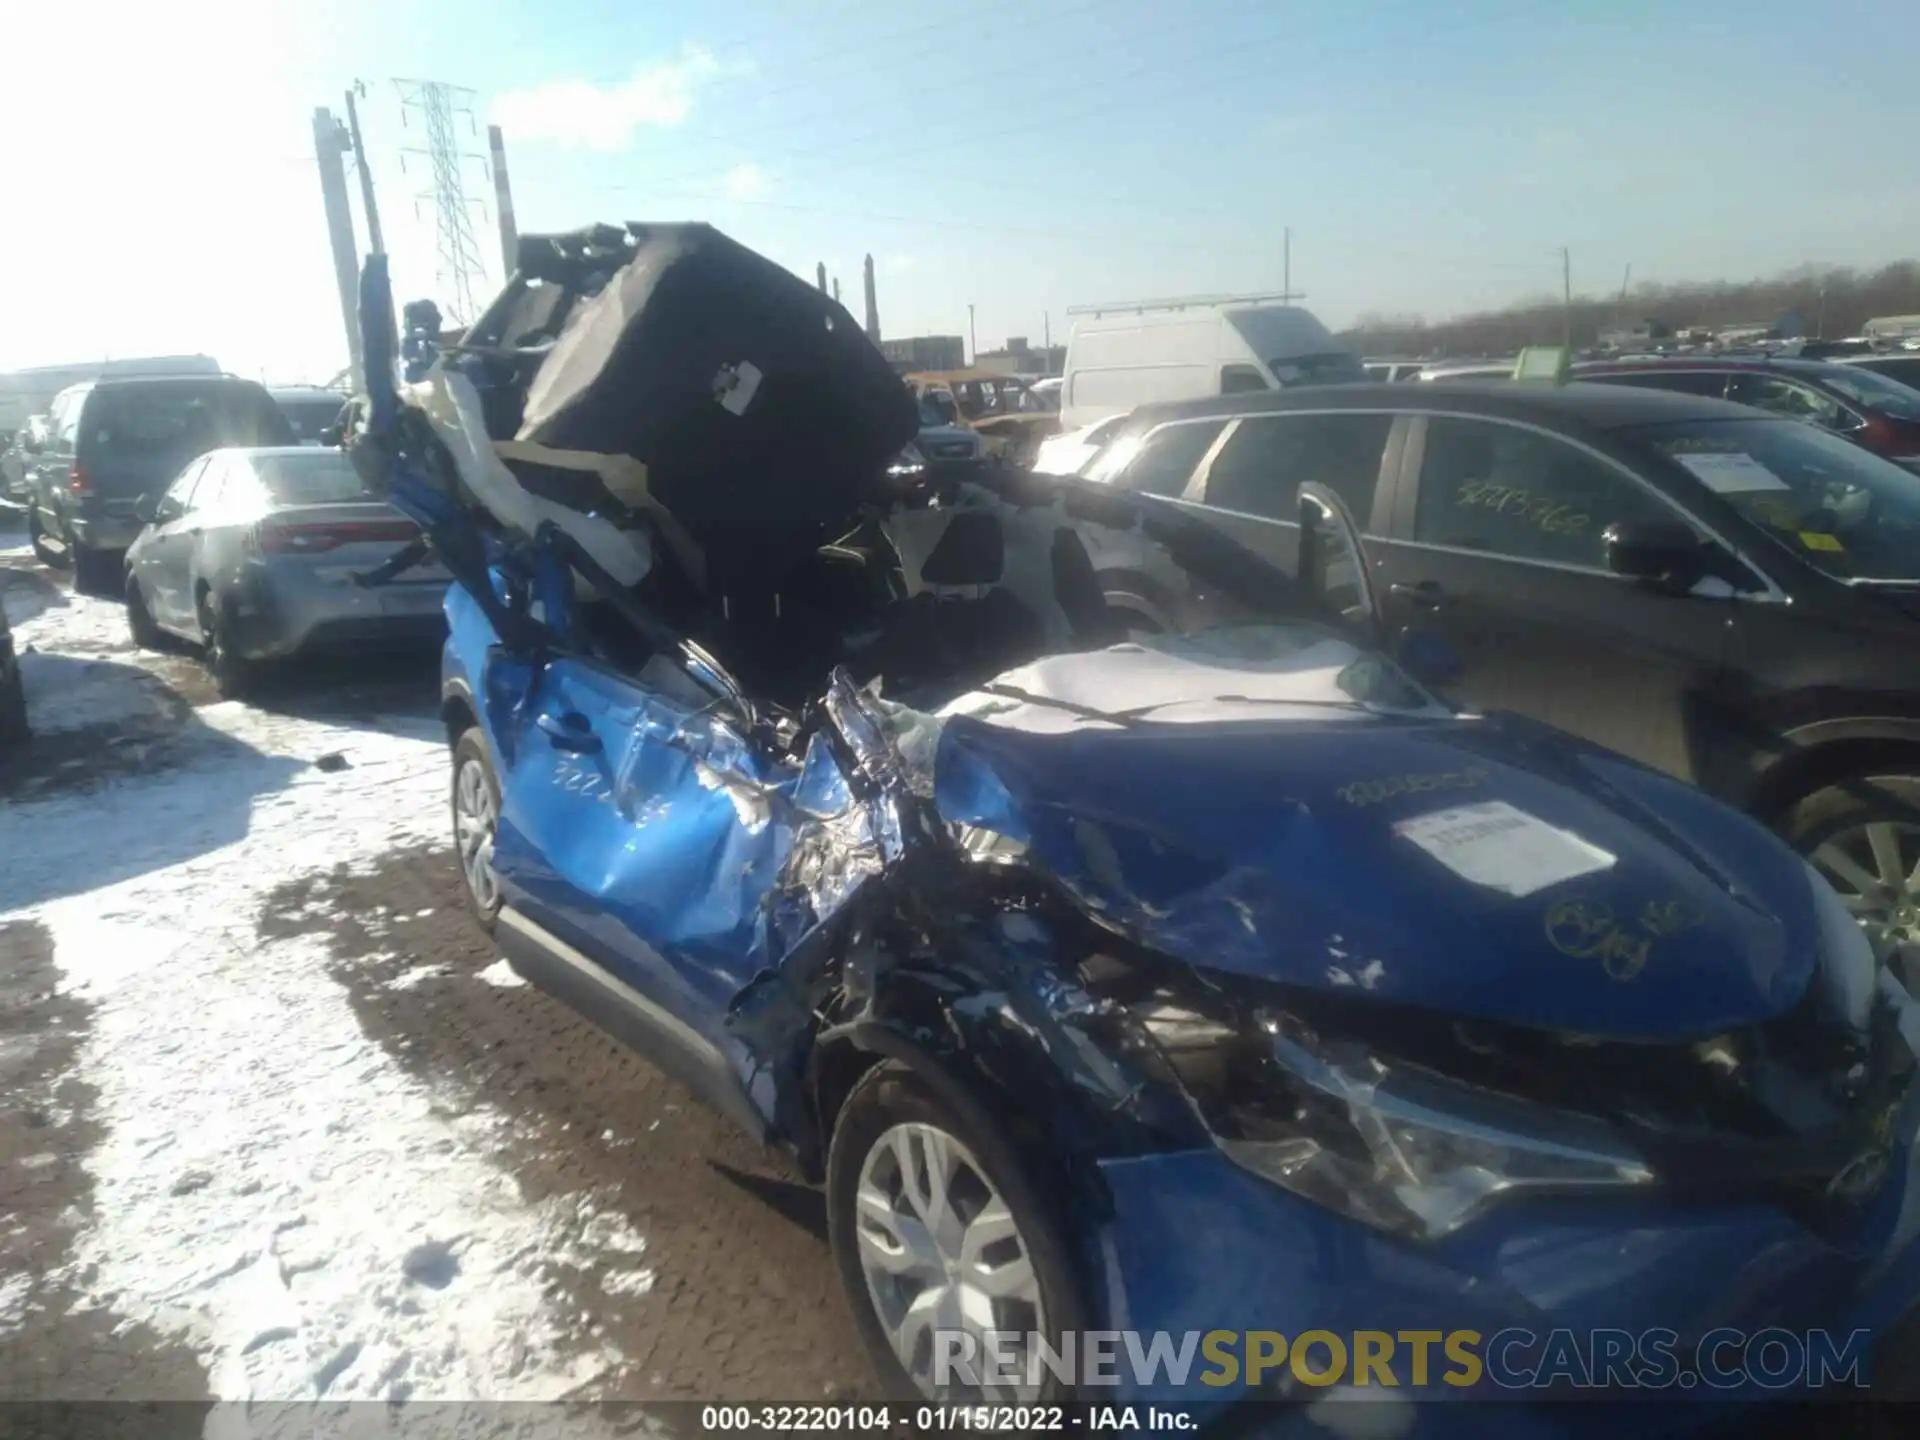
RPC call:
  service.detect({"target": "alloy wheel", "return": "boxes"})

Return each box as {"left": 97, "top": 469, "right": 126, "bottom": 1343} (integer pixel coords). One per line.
{"left": 854, "top": 1121, "right": 1046, "bottom": 1401}
{"left": 1811, "top": 819, "right": 1920, "bottom": 972}
{"left": 454, "top": 755, "right": 500, "bottom": 912}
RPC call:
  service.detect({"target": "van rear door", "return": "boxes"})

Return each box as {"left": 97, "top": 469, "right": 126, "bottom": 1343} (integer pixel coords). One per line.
{"left": 76, "top": 382, "right": 296, "bottom": 502}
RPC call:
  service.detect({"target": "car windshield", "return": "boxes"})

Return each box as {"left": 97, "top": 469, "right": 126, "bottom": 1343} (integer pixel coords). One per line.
{"left": 1269, "top": 352, "right": 1368, "bottom": 387}
{"left": 251, "top": 451, "right": 374, "bottom": 505}
{"left": 1626, "top": 416, "right": 1920, "bottom": 581}
{"left": 1819, "top": 365, "right": 1920, "bottom": 420}
{"left": 277, "top": 397, "right": 345, "bottom": 441}
{"left": 915, "top": 397, "right": 952, "bottom": 428}
{"left": 87, "top": 384, "right": 294, "bottom": 459}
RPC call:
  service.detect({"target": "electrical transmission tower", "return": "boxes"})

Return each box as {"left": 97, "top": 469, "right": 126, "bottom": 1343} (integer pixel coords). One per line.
{"left": 393, "top": 78, "right": 490, "bottom": 324}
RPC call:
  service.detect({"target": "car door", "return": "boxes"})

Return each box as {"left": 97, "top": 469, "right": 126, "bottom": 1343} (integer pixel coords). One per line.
{"left": 1370, "top": 413, "right": 1741, "bottom": 782}
{"left": 486, "top": 644, "right": 805, "bottom": 1057}
{"left": 137, "top": 458, "right": 214, "bottom": 631}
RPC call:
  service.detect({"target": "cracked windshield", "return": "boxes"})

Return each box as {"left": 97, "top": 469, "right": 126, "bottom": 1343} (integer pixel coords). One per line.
{"left": 7, "top": 2, "right": 1920, "bottom": 1436}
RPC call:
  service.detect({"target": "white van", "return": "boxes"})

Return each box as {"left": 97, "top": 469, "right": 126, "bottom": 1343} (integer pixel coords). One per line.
{"left": 1058, "top": 296, "right": 1362, "bottom": 431}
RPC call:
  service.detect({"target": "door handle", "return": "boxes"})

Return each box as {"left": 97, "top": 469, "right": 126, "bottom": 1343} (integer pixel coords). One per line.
{"left": 1388, "top": 580, "right": 1447, "bottom": 611}
{"left": 536, "top": 711, "right": 602, "bottom": 753}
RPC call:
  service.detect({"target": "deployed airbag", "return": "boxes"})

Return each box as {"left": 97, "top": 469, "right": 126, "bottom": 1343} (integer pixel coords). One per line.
{"left": 513, "top": 224, "right": 919, "bottom": 593}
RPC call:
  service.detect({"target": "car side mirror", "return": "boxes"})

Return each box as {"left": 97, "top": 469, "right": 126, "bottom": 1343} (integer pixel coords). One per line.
{"left": 1298, "top": 481, "right": 1382, "bottom": 641}
{"left": 134, "top": 495, "right": 159, "bottom": 524}
{"left": 1604, "top": 520, "right": 1709, "bottom": 590}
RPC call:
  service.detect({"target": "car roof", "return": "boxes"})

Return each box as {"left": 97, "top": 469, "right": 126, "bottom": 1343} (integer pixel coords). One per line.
{"left": 79, "top": 373, "right": 268, "bottom": 394}
{"left": 1121, "top": 379, "right": 1765, "bottom": 433}
{"left": 1576, "top": 356, "right": 1844, "bottom": 377}
{"left": 268, "top": 385, "right": 346, "bottom": 400}
{"left": 206, "top": 446, "right": 347, "bottom": 461}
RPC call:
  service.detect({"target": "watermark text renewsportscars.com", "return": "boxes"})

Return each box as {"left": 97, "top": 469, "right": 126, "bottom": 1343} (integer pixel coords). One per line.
{"left": 932, "top": 1328, "right": 1872, "bottom": 1391}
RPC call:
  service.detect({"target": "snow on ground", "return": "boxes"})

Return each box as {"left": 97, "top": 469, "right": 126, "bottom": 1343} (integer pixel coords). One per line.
{"left": 1, "top": 568, "right": 645, "bottom": 1414}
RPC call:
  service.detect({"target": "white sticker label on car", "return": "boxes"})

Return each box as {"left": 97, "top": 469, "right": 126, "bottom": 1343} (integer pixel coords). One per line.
{"left": 1393, "top": 800, "right": 1616, "bottom": 897}
{"left": 713, "top": 360, "right": 764, "bottom": 417}
{"left": 1670, "top": 451, "right": 1792, "bottom": 494}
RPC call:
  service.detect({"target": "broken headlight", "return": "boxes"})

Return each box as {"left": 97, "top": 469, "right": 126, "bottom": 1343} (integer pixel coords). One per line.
{"left": 1214, "top": 1014, "right": 1654, "bottom": 1240}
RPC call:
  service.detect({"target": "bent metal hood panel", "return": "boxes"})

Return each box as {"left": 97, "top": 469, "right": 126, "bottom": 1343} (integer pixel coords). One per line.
{"left": 920, "top": 637, "right": 1818, "bottom": 1040}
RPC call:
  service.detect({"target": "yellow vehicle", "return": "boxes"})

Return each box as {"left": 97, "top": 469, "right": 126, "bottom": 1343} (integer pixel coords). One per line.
{"left": 904, "top": 368, "right": 1060, "bottom": 467}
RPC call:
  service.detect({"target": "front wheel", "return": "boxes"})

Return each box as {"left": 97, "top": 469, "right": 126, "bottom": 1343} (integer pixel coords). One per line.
{"left": 27, "top": 510, "right": 66, "bottom": 569}
{"left": 451, "top": 728, "right": 502, "bottom": 931}
{"left": 1787, "top": 773, "right": 1920, "bottom": 970}
{"left": 826, "top": 1061, "right": 1088, "bottom": 1403}
{"left": 125, "top": 576, "right": 164, "bottom": 650}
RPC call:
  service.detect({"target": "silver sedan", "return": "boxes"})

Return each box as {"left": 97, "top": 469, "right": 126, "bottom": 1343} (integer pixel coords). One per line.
{"left": 125, "top": 447, "right": 449, "bottom": 695}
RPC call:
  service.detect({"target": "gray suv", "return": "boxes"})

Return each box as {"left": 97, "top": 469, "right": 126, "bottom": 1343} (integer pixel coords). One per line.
{"left": 23, "top": 375, "right": 294, "bottom": 590}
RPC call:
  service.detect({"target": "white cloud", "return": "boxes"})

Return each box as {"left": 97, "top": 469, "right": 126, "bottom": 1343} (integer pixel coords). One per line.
{"left": 491, "top": 47, "right": 721, "bottom": 152}
{"left": 722, "top": 163, "right": 770, "bottom": 200}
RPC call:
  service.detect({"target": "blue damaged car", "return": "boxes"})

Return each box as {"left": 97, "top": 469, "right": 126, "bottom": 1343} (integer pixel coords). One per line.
{"left": 343, "top": 224, "right": 1920, "bottom": 1431}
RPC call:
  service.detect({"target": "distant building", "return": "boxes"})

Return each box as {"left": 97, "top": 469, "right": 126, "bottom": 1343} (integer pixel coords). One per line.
{"left": 973, "top": 336, "right": 1066, "bottom": 377}
{"left": 1597, "top": 319, "right": 1673, "bottom": 351}
{"left": 880, "top": 335, "right": 965, "bottom": 373}
{"left": 1865, "top": 315, "right": 1920, "bottom": 343}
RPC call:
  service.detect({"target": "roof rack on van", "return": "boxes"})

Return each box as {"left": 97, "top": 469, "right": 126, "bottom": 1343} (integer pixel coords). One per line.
{"left": 1065, "top": 290, "right": 1309, "bottom": 318}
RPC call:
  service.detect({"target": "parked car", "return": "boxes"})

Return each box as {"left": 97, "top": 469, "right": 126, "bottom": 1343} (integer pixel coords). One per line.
{"left": 1067, "top": 380, "right": 1920, "bottom": 937}
{"left": 1363, "top": 358, "right": 1425, "bottom": 382}
{"left": 903, "top": 370, "right": 1059, "bottom": 467}
{"left": 1, "top": 416, "right": 46, "bottom": 502}
{"left": 1059, "top": 296, "right": 1362, "bottom": 432}
{"left": 1418, "top": 358, "right": 1516, "bottom": 382}
{"left": 1838, "top": 352, "right": 1920, "bottom": 394}
{"left": 124, "top": 446, "right": 447, "bottom": 696}
{"left": 0, "top": 597, "right": 27, "bottom": 748}
{"left": 1576, "top": 356, "right": 1920, "bottom": 472}
{"left": 1030, "top": 414, "right": 1133, "bottom": 477}
{"left": 269, "top": 385, "right": 350, "bottom": 446}
{"left": 22, "top": 374, "right": 295, "bottom": 591}
{"left": 353, "top": 227, "right": 1920, "bottom": 1418}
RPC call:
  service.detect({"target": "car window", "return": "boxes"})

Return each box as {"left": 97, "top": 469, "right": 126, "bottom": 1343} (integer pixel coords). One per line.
{"left": 253, "top": 451, "right": 372, "bottom": 505}
{"left": 1819, "top": 365, "right": 1920, "bottom": 421}
{"left": 1626, "top": 415, "right": 1920, "bottom": 581}
{"left": 1221, "top": 364, "right": 1270, "bottom": 395}
{"left": 191, "top": 457, "right": 228, "bottom": 511}
{"left": 1413, "top": 416, "right": 1677, "bottom": 568}
{"left": 1202, "top": 412, "right": 1392, "bottom": 524}
{"left": 82, "top": 384, "right": 297, "bottom": 462}
{"left": 1856, "top": 358, "right": 1920, "bottom": 392}
{"left": 50, "top": 393, "right": 83, "bottom": 452}
{"left": 163, "top": 459, "right": 207, "bottom": 512}
{"left": 1725, "top": 374, "right": 1846, "bottom": 428}
{"left": 1115, "top": 420, "right": 1227, "bottom": 497}
{"left": 1588, "top": 370, "right": 1730, "bottom": 399}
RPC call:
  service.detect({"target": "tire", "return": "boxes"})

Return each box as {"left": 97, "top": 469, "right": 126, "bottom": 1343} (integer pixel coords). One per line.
{"left": 0, "top": 661, "right": 27, "bottom": 746}
{"left": 826, "top": 1061, "right": 1089, "bottom": 1404}
{"left": 27, "top": 510, "right": 67, "bottom": 569}
{"left": 451, "top": 727, "right": 503, "bottom": 931}
{"left": 125, "top": 576, "right": 164, "bottom": 650}
{"left": 198, "top": 590, "right": 253, "bottom": 699}
{"left": 1784, "top": 772, "right": 1920, "bottom": 965}
{"left": 73, "top": 545, "right": 121, "bottom": 596}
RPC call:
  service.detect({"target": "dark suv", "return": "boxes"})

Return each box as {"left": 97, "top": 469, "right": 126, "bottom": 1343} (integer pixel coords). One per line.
{"left": 1080, "top": 381, "right": 1920, "bottom": 951}
{"left": 1576, "top": 355, "right": 1920, "bottom": 472}
{"left": 23, "top": 375, "right": 294, "bottom": 590}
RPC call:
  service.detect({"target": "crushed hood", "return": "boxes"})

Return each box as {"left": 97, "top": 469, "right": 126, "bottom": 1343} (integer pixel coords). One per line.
{"left": 920, "top": 637, "right": 1818, "bottom": 1041}
{"left": 445, "top": 222, "right": 920, "bottom": 593}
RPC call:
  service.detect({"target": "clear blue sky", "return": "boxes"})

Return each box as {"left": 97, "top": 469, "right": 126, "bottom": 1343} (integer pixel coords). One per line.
{"left": 2, "top": 0, "right": 1916, "bottom": 381}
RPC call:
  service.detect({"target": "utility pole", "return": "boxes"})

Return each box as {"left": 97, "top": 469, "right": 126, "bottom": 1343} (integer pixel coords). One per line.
{"left": 312, "top": 107, "right": 365, "bottom": 392}
{"left": 968, "top": 303, "right": 976, "bottom": 364}
{"left": 1817, "top": 278, "right": 1829, "bottom": 339}
{"left": 1618, "top": 263, "right": 1632, "bottom": 307}
{"left": 862, "top": 254, "right": 880, "bottom": 343}
{"left": 1284, "top": 228, "right": 1291, "bottom": 302}
{"left": 487, "top": 124, "right": 519, "bottom": 276}
{"left": 816, "top": 262, "right": 828, "bottom": 295}
{"left": 1560, "top": 247, "right": 1573, "bottom": 350}
{"left": 343, "top": 82, "right": 386, "bottom": 255}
